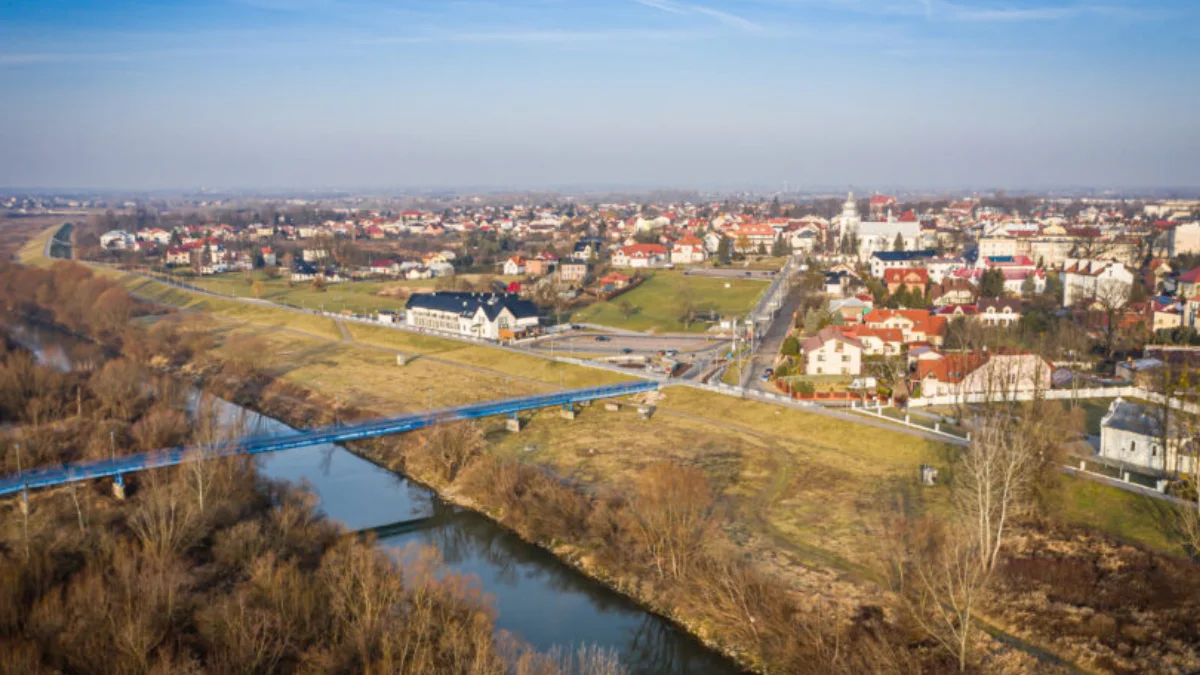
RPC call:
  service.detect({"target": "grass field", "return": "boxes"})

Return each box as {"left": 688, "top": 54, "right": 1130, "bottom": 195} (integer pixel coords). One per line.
{"left": 571, "top": 270, "right": 766, "bottom": 333}
{"left": 153, "top": 270, "right": 523, "bottom": 315}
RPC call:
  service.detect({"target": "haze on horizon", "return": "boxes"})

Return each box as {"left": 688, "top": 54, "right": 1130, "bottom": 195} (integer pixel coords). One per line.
{"left": 1, "top": 0, "right": 1198, "bottom": 191}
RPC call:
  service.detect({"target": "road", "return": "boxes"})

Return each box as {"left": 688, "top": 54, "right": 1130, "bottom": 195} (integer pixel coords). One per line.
{"left": 741, "top": 283, "right": 808, "bottom": 390}
{"left": 528, "top": 332, "right": 727, "bottom": 356}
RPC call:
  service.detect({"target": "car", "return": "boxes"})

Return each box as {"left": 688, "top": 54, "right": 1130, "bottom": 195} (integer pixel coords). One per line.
{"left": 665, "top": 349, "right": 678, "bottom": 356}
{"left": 594, "top": 335, "right": 611, "bottom": 342}
{"left": 760, "top": 372, "right": 771, "bottom": 381}
{"left": 621, "top": 347, "right": 634, "bottom": 354}
{"left": 745, "top": 271, "right": 752, "bottom": 276}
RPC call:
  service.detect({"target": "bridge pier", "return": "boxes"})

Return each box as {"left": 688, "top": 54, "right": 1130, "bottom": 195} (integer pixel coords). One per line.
{"left": 505, "top": 412, "right": 522, "bottom": 432}
{"left": 112, "top": 474, "right": 126, "bottom": 500}
{"left": 560, "top": 403, "right": 576, "bottom": 420}
{"left": 19, "top": 489, "right": 29, "bottom": 516}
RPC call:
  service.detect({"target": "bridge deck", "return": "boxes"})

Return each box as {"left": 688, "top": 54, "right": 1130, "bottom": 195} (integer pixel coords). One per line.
{"left": 0, "top": 380, "right": 657, "bottom": 497}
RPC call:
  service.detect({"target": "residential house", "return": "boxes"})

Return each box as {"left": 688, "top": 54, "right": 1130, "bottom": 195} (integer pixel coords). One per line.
{"left": 1100, "top": 398, "right": 1195, "bottom": 474}
{"left": 558, "top": 258, "right": 590, "bottom": 284}
{"left": 864, "top": 309, "right": 948, "bottom": 346}
{"left": 916, "top": 350, "right": 1052, "bottom": 399}
{"left": 929, "top": 279, "right": 976, "bottom": 306}
{"left": 978, "top": 298, "right": 1022, "bottom": 327}
{"left": 883, "top": 268, "right": 928, "bottom": 295}
{"left": 261, "top": 247, "right": 277, "bottom": 267}
{"left": 1062, "top": 259, "right": 1134, "bottom": 308}
{"left": 503, "top": 256, "right": 526, "bottom": 276}
{"left": 802, "top": 326, "right": 863, "bottom": 376}
{"left": 599, "top": 272, "right": 632, "bottom": 292}
{"left": 100, "top": 230, "right": 136, "bottom": 250}
{"left": 525, "top": 253, "right": 559, "bottom": 276}
{"left": 869, "top": 250, "right": 938, "bottom": 280}
{"left": 405, "top": 292, "right": 539, "bottom": 341}
{"left": 301, "top": 249, "right": 329, "bottom": 263}
{"left": 612, "top": 243, "right": 668, "bottom": 268}
{"left": 828, "top": 296, "right": 873, "bottom": 324}
{"left": 732, "top": 223, "right": 777, "bottom": 253}
{"left": 165, "top": 246, "right": 192, "bottom": 266}
{"left": 834, "top": 325, "right": 903, "bottom": 356}
{"left": 671, "top": 234, "right": 707, "bottom": 264}
{"left": 823, "top": 270, "right": 854, "bottom": 297}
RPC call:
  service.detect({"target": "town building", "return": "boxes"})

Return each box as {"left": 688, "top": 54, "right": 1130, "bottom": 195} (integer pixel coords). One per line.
{"left": 558, "top": 258, "right": 590, "bottom": 284}
{"left": 405, "top": 292, "right": 540, "bottom": 341}
{"left": 802, "top": 326, "right": 863, "bottom": 376}
{"left": 503, "top": 256, "right": 526, "bottom": 276}
{"left": 1099, "top": 398, "right": 1195, "bottom": 475}
{"left": 671, "top": 234, "right": 707, "bottom": 264}
{"left": 916, "top": 351, "right": 1052, "bottom": 399}
{"left": 100, "top": 230, "right": 136, "bottom": 250}
{"left": 869, "top": 250, "right": 938, "bottom": 279}
{"left": 883, "top": 268, "right": 928, "bottom": 295}
{"left": 978, "top": 298, "right": 1022, "bottom": 327}
{"left": 1062, "top": 259, "right": 1134, "bottom": 308}
{"left": 612, "top": 243, "right": 668, "bottom": 268}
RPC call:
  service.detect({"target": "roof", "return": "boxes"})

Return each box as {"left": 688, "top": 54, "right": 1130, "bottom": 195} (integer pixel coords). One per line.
{"left": 1179, "top": 267, "right": 1200, "bottom": 284}
{"left": 917, "top": 352, "right": 988, "bottom": 384}
{"left": 618, "top": 243, "right": 668, "bottom": 258}
{"left": 883, "top": 268, "right": 929, "bottom": 284}
{"left": 864, "top": 309, "right": 948, "bottom": 337}
{"left": 978, "top": 298, "right": 1023, "bottom": 313}
{"left": 405, "top": 292, "right": 539, "bottom": 321}
{"left": 802, "top": 326, "right": 863, "bottom": 352}
{"left": 1101, "top": 398, "right": 1179, "bottom": 438}
{"left": 870, "top": 250, "right": 937, "bottom": 262}
{"left": 835, "top": 325, "right": 903, "bottom": 344}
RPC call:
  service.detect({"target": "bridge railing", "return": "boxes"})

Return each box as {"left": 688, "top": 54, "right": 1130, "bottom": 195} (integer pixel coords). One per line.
{"left": 0, "top": 380, "right": 659, "bottom": 498}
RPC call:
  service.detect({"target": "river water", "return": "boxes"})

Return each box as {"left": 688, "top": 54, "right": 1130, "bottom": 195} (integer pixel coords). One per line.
{"left": 11, "top": 324, "right": 740, "bottom": 675}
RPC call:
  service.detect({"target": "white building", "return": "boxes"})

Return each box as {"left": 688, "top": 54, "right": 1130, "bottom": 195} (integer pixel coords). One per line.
{"left": 405, "top": 292, "right": 540, "bottom": 340}
{"left": 1062, "top": 259, "right": 1134, "bottom": 308}
{"left": 671, "top": 234, "right": 707, "bottom": 264}
{"left": 801, "top": 326, "right": 863, "bottom": 376}
{"left": 1100, "top": 398, "right": 1195, "bottom": 475}
{"left": 100, "top": 230, "right": 136, "bottom": 250}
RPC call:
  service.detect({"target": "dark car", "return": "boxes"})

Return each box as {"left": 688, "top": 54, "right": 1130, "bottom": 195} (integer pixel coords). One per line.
{"left": 594, "top": 335, "right": 611, "bottom": 342}
{"left": 621, "top": 348, "right": 634, "bottom": 354}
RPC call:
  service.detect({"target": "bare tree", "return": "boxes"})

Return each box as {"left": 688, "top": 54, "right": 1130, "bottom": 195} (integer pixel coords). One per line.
{"left": 626, "top": 462, "right": 715, "bottom": 580}
{"left": 952, "top": 414, "right": 1035, "bottom": 573}
{"left": 905, "top": 520, "right": 990, "bottom": 671}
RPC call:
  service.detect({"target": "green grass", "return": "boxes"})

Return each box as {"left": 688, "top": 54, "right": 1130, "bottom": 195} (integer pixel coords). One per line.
{"left": 152, "top": 270, "right": 524, "bottom": 316}
{"left": 571, "top": 270, "right": 766, "bottom": 333}
{"left": 1054, "top": 477, "right": 1183, "bottom": 555}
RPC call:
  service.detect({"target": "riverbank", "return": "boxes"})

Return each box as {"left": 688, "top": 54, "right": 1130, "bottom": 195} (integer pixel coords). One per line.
{"left": 192, "top": 369, "right": 756, "bottom": 671}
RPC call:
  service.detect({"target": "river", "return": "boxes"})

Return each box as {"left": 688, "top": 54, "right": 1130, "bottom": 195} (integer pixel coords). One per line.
{"left": 11, "top": 323, "right": 741, "bottom": 675}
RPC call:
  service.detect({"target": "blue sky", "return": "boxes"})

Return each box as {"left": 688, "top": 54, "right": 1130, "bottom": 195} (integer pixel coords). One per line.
{"left": 1, "top": 0, "right": 1197, "bottom": 190}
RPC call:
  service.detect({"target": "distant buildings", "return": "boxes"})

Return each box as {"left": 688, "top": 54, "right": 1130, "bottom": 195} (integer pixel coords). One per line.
{"left": 1062, "top": 259, "right": 1134, "bottom": 307}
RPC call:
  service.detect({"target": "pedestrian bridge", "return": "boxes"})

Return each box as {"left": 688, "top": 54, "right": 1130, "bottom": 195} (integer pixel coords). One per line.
{"left": 0, "top": 380, "right": 657, "bottom": 498}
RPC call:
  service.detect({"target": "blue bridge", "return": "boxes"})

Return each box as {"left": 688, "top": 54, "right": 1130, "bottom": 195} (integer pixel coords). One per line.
{"left": 0, "top": 380, "right": 657, "bottom": 499}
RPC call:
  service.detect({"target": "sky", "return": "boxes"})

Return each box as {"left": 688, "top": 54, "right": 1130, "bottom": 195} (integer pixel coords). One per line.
{"left": 1, "top": 0, "right": 1198, "bottom": 191}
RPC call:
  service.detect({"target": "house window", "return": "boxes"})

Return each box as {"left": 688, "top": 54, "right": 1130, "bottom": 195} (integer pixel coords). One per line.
{"left": 1151, "top": 444, "right": 1158, "bottom": 457}
{"left": 842, "top": 355, "right": 850, "bottom": 362}
{"left": 1129, "top": 441, "right": 1136, "bottom": 454}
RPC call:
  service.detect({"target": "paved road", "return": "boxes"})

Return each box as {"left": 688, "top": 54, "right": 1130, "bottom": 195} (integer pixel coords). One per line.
{"left": 528, "top": 333, "right": 727, "bottom": 356}
{"left": 741, "top": 283, "right": 807, "bottom": 390}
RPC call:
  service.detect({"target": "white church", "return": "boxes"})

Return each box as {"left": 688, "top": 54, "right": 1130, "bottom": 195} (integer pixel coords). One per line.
{"left": 837, "top": 192, "right": 922, "bottom": 262}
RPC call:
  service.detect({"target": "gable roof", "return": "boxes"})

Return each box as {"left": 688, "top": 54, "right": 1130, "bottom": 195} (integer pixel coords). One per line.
{"left": 802, "top": 326, "right": 863, "bottom": 352}
{"left": 405, "top": 292, "right": 538, "bottom": 321}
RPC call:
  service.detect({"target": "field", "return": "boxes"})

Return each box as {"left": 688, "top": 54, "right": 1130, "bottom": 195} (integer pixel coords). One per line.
{"left": 151, "top": 270, "right": 522, "bottom": 315}
{"left": 571, "top": 270, "right": 766, "bottom": 333}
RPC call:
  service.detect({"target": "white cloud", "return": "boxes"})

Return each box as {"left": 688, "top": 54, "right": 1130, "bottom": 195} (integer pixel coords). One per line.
{"left": 632, "top": 0, "right": 763, "bottom": 31}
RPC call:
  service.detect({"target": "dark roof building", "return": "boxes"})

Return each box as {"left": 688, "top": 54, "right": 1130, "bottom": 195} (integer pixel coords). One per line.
{"left": 405, "top": 292, "right": 538, "bottom": 321}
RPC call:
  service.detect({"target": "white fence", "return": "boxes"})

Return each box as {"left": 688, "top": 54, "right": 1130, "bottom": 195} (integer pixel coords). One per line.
{"left": 907, "top": 386, "right": 1140, "bottom": 408}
